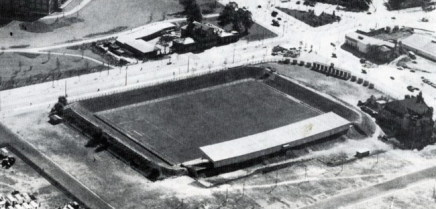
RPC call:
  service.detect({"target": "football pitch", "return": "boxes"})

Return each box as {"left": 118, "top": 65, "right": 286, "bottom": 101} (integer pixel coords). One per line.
{"left": 97, "top": 80, "right": 321, "bottom": 164}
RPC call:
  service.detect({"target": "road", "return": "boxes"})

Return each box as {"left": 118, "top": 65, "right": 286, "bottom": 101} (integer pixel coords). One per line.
{"left": 302, "top": 165, "right": 436, "bottom": 209}
{"left": 41, "top": 0, "right": 93, "bottom": 20}
{"left": 0, "top": 124, "right": 115, "bottom": 209}
{"left": 0, "top": 37, "right": 284, "bottom": 116}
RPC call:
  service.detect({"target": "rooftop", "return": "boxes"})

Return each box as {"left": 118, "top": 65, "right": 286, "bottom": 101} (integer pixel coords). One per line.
{"left": 346, "top": 32, "right": 395, "bottom": 48}
{"left": 385, "top": 95, "right": 432, "bottom": 116}
{"left": 117, "top": 37, "right": 157, "bottom": 53}
{"left": 200, "top": 112, "right": 351, "bottom": 164}
{"left": 401, "top": 33, "right": 436, "bottom": 57}
{"left": 118, "top": 22, "right": 176, "bottom": 41}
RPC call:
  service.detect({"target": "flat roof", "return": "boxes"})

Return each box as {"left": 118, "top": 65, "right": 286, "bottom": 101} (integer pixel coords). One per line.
{"left": 346, "top": 32, "right": 395, "bottom": 48}
{"left": 401, "top": 33, "right": 436, "bottom": 57}
{"left": 118, "top": 22, "right": 176, "bottom": 40}
{"left": 200, "top": 112, "right": 351, "bottom": 163}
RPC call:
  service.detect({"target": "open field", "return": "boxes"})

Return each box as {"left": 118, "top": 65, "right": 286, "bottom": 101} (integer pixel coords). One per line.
{"left": 0, "top": 0, "right": 184, "bottom": 48}
{"left": 0, "top": 147, "right": 69, "bottom": 208}
{"left": 98, "top": 80, "right": 320, "bottom": 164}
{"left": 0, "top": 52, "right": 107, "bottom": 90}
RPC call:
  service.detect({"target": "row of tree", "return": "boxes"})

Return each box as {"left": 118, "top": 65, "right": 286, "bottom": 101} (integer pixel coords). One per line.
{"left": 387, "top": 0, "right": 430, "bottom": 10}
{"left": 309, "top": 0, "right": 372, "bottom": 11}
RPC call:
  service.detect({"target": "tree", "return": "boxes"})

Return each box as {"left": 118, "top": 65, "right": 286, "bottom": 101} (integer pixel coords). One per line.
{"left": 179, "top": 0, "right": 203, "bottom": 22}
{"left": 237, "top": 8, "right": 254, "bottom": 34}
{"left": 218, "top": 2, "right": 254, "bottom": 34}
{"left": 218, "top": 3, "right": 237, "bottom": 27}
{"left": 387, "top": 0, "right": 405, "bottom": 10}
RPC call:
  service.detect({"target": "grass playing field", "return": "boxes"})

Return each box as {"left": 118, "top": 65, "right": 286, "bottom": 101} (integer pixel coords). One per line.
{"left": 97, "top": 79, "right": 321, "bottom": 164}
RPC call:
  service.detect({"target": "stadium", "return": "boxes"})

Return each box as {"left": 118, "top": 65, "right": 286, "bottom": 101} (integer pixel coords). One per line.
{"left": 64, "top": 66, "right": 358, "bottom": 179}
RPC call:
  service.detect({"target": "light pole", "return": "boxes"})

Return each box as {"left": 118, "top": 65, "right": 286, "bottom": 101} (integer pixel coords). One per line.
{"left": 64, "top": 80, "right": 67, "bottom": 97}
{"left": 187, "top": 56, "right": 190, "bottom": 73}
{"left": 232, "top": 46, "right": 236, "bottom": 64}
{"left": 124, "top": 67, "right": 128, "bottom": 86}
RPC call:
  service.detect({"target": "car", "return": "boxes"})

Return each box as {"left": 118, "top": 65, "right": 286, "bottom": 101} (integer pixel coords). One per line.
{"left": 361, "top": 69, "right": 367, "bottom": 74}
{"left": 367, "top": 12, "right": 372, "bottom": 15}
{"left": 391, "top": 16, "right": 396, "bottom": 20}
{"left": 272, "top": 20, "right": 280, "bottom": 27}
{"left": 1, "top": 157, "right": 15, "bottom": 169}
{"left": 410, "top": 70, "right": 416, "bottom": 73}
{"left": 390, "top": 76, "right": 395, "bottom": 80}
{"left": 332, "top": 53, "right": 337, "bottom": 58}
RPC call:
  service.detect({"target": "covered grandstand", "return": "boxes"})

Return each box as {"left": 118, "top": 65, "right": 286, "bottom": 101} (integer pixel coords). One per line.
{"left": 200, "top": 112, "right": 351, "bottom": 167}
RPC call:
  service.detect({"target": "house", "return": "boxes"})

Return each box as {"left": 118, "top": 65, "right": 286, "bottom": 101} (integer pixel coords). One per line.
{"left": 174, "top": 21, "right": 239, "bottom": 53}
{"left": 360, "top": 93, "right": 435, "bottom": 149}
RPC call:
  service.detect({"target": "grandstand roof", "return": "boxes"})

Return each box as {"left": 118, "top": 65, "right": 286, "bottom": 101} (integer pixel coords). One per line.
{"left": 200, "top": 112, "right": 351, "bottom": 165}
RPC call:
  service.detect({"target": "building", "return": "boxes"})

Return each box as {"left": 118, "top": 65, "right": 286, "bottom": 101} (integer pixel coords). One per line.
{"left": 115, "top": 22, "right": 176, "bottom": 58}
{"left": 345, "top": 31, "right": 396, "bottom": 62}
{"left": 345, "top": 31, "right": 394, "bottom": 54}
{"left": 200, "top": 112, "right": 351, "bottom": 167}
{"left": 360, "top": 93, "right": 435, "bottom": 149}
{"left": 401, "top": 33, "right": 436, "bottom": 61}
{"left": 0, "top": 0, "right": 68, "bottom": 16}
{"left": 173, "top": 21, "right": 239, "bottom": 53}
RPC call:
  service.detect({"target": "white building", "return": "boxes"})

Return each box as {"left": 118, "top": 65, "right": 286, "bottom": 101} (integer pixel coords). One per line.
{"left": 401, "top": 34, "right": 436, "bottom": 61}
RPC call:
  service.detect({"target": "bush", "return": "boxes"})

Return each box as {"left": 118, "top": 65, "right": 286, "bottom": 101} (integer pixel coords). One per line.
{"left": 271, "top": 11, "right": 278, "bottom": 17}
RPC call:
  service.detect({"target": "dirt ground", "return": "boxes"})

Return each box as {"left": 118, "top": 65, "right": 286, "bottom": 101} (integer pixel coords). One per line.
{"left": 0, "top": 148, "right": 70, "bottom": 208}
{"left": 347, "top": 179, "right": 436, "bottom": 209}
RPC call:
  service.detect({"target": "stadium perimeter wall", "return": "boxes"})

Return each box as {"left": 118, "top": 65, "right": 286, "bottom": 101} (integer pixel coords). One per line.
{"left": 64, "top": 66, "right": 362, "bottom": 178}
